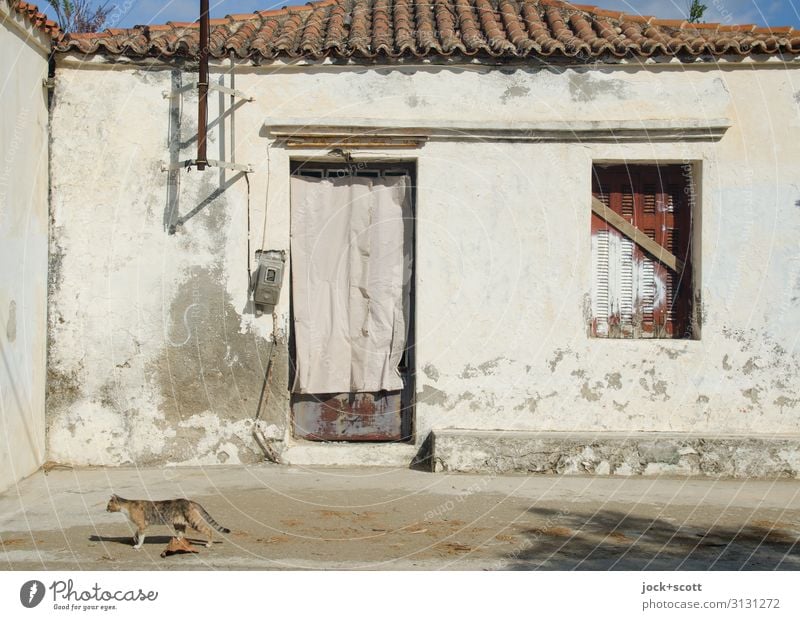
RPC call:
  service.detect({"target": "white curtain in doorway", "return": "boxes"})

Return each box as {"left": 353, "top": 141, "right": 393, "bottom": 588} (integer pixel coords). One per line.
{"left": 290, "top": 174, "right": 412, "bottom": 394}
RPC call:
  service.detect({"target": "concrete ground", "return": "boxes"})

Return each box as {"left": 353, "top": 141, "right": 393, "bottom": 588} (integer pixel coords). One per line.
{"left": 1, "top": 465, "right": 799, "bottom": 570}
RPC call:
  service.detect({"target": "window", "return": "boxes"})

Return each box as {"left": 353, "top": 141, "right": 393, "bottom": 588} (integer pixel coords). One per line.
{"left": 590, "top": 164, "right": 694, "bottom": 339}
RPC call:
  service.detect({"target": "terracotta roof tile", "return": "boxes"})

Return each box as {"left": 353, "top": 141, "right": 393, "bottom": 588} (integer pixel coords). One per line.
{"left": 5, "top": 0, "right": 61, "bottom": 39}
{"left": 53, "top": 0, "right": 800, "bottom": 61}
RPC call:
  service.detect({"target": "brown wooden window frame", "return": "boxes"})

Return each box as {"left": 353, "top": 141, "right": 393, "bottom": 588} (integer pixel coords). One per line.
{"left": 590, "top": 163, "right": 695, "bottom": 339}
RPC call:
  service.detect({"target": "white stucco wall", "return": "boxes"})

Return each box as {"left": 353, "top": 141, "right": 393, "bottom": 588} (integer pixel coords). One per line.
{"left": 48, "top": 54, "right": 800, "bottom": 466}
{"left": 0, "top": 5, "right": 50, "bottom": 492}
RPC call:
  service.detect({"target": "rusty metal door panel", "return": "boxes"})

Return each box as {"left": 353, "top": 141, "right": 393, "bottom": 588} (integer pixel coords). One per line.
{"left": 292, "top": 391, "right": 409, "bottom": 441}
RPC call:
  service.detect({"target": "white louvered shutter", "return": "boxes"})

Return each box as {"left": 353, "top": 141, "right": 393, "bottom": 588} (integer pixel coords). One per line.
{"left": 591, "top": 165, "right": 693, "bottom": 339}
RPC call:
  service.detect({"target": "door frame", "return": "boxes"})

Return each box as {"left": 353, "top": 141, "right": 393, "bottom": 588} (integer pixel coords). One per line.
{"left": 287, "top": 159, "right": 417, "bottom": 443}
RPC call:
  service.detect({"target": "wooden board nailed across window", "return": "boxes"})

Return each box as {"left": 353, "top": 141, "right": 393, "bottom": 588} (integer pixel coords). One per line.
{"left": 590, "top": 164, "right": 693, "bottom": 339}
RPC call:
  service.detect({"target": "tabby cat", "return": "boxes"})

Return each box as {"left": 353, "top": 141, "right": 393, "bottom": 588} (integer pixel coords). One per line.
{"left": 106, "top": 495, "right": 230, "bottom": 549}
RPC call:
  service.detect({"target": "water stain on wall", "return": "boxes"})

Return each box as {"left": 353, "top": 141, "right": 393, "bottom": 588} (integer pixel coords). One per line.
{"left": 419, "top": 384, "right": 448, "bottom": 407}
{"left": 151, "top": 265, "right": 288, "bottom": 463}
{"left": 568, "top": 72, "right": 629, "bottom": 103}
{"left": 500, "top": 84, "right": 531, "bottom": 103}
{"left": 605, "top": 372, "right": 622, "bottom": 390}
{"left": 581, "top": 381, "right": 602, "bottom": 402}
{"left": 422, "top": 363, "right": 440, "bottom": 381}
{"left": 5, "top": 300, "right": 15, "bottom": 342}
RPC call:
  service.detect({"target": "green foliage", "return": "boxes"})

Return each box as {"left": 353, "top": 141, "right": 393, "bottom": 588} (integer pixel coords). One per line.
{"left": 687, "top": 0, "right": 708, "bottom": 23}
{"left": 48, "top": 0, "right": 110, "bottom": 33}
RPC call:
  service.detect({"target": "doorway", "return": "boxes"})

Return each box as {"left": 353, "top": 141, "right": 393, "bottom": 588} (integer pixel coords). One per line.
{"left": 289, "top": 161, "right": 415, "bottom": 441}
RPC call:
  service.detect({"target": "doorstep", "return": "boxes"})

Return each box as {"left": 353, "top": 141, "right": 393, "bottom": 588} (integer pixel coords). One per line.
{"left": 281, "top": 440, "right": 418, "bottom": 468}
{"left": 431, "top": 429, "right": 800, "bottom": 479}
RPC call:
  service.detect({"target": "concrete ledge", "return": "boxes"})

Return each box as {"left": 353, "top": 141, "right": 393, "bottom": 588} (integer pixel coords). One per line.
{"left": 265, "top": 117, "right": 732, "bottom": 143}
{"left": 431, "top": 430, "right": 800, "bottom": 479}
{"left": 281, "top": 441, "right": 418, "bottom": 468}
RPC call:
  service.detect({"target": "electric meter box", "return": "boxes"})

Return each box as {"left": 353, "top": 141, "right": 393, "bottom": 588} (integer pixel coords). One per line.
{"left": 252, "top": 250, "right": 286, "bottom": 308}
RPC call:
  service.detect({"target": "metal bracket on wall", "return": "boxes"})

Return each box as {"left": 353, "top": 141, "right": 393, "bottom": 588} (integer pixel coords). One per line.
{"left": 160, "top": 82, "right": 255, "bottom": 173}
{"left": 162, "top": 82, "right": 255, "bottom": 102}
{"left": 161, "top": 45, "right": 255, "bottom": 174}
{"left": 161, "top": 159, "right": 254, "bottom": 173}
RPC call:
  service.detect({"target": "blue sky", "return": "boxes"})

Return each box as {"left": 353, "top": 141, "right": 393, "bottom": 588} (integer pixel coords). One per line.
{"left": 44, "top": 0, "right": 800, "bottom": 30}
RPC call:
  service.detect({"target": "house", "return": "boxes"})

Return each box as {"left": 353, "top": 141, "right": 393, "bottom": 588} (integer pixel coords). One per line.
{"left": 2, "top": 0, "right": 800, "bottom": 492}
{"left": 0, "top": 1, "right": 58, "bottom": 493}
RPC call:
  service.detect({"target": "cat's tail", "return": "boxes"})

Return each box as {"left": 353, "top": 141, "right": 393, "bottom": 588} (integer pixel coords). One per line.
{"left": 195, "top": 503, "right": 231, "bottom": 534}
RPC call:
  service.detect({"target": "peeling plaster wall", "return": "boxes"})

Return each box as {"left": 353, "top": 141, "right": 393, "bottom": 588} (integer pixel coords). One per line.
{"left": 407, "top": 66, "right": 800, "bottom": 439}
{"left": 48, "top": 64, "right": 286, "bottom": 466}
{"left": 48, "top": 57, "right": 800, "bottom": 465}
{"left": 0, "top": 9, "right": 50, "bottom": 492}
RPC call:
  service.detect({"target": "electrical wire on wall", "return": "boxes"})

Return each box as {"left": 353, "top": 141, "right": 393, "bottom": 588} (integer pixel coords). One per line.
{"left": 244, "top": 170, "right": 251, "bottom": 290}
{"left": 250, "top": 147, "right": 281, "bottom": 464}
{"left": 261, "top": 147, "right": 271, "bottom": 252}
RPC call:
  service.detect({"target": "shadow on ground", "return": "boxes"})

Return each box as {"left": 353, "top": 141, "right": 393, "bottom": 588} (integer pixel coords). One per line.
{"left": 89, "top": 534, "right": 210, "bottom": 547}
{"left": 501, "top": 507, "right": 800, "bottom": 570}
